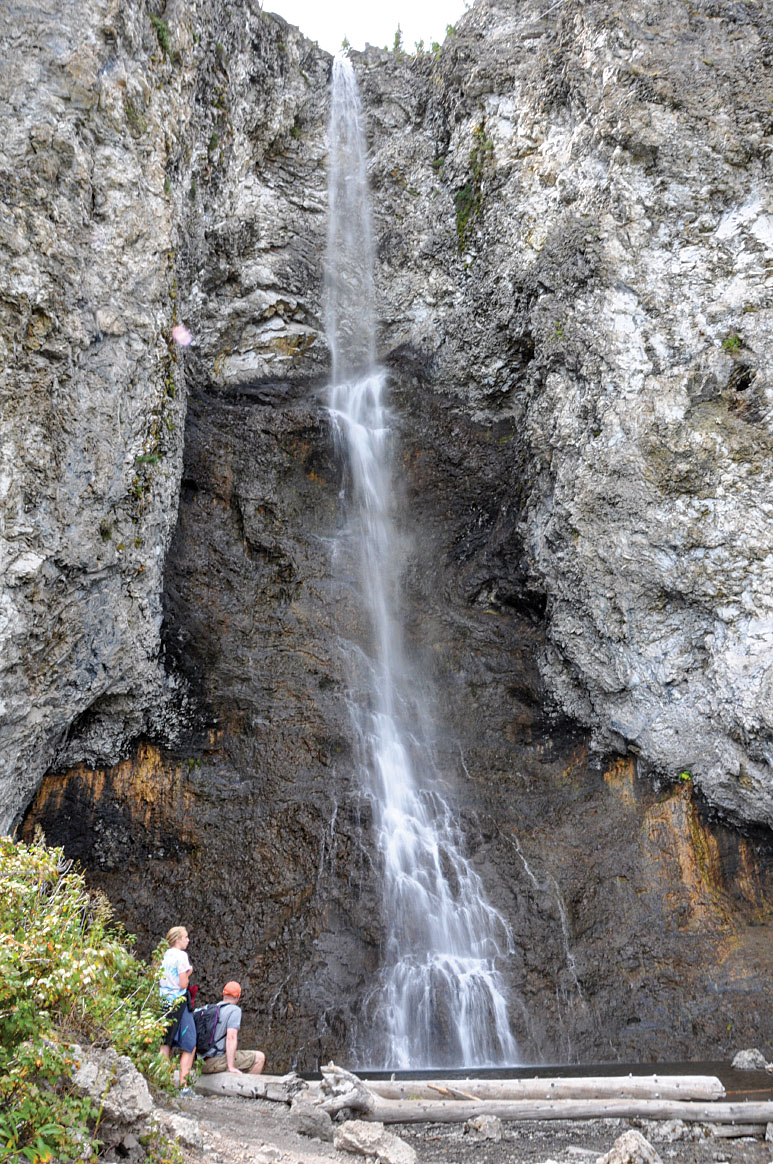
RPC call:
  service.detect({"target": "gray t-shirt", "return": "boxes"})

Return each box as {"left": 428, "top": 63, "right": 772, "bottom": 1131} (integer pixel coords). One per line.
{"left": 211, "top": 1001, "right": 242, "bottom": 1056}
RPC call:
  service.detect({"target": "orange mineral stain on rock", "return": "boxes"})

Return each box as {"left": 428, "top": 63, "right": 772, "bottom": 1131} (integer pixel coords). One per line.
{"left": 736, "top": 837, "right": 773, "bottom": 917}
{"left": 643, "top": 783, "right": 728, "bottom": 930}
{"left": 22, "top": 742, "right": 198, "bottom": 845}
{"left": 603, "top": 756, "right": 636, "bottom": 807}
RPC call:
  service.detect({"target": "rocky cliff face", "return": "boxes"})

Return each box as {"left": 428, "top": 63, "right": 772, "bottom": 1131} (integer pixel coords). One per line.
{"left": 354, "top": 0, "right": 773, "bottom": 829}
{"left": 7, "top": 0, "right": 773, "bottom": 1068}
{"left": 0, "top": 0, "right": 328, "bottom": 832}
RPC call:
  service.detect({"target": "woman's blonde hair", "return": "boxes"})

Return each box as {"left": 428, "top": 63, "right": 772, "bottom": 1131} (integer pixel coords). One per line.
{"left": 166, "top": 926, "right": 187, "bottom": 947}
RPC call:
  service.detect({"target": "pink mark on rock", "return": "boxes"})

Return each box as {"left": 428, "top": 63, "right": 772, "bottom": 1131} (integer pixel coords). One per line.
{"left": 172, "top": 324, "right": 193, "bottom": 346}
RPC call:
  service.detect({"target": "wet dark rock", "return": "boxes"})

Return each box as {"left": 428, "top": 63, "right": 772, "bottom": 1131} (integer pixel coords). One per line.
{"left": 23, "top": 377, "right": 773, "bottom": 1068}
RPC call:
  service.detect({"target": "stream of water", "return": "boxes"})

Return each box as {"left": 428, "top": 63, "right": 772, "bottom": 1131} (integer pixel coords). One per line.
{"left": 325, "top": 55, "right": 518, "bottom": 1070}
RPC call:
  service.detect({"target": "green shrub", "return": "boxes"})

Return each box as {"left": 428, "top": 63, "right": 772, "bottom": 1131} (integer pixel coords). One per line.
{"left": 0, "top": 836, "right": 168, "bottom": 1162}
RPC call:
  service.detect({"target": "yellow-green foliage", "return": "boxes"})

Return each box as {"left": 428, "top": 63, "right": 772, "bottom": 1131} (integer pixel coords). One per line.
{"left": 0, "top": 836, "right": 168, "bottom": 1163}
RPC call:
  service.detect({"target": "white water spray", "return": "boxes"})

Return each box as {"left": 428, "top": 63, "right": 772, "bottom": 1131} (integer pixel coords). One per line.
{"left": 326, "top": 55, "right": 518, "bottom": 1069}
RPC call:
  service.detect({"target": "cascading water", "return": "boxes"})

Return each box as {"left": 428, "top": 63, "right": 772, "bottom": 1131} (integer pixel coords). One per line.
{"left": 326, "top": 54, "right": 518, "bottom": 1070}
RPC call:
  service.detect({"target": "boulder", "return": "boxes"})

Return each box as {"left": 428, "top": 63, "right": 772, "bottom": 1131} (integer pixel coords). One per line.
{"left": 463, "top": 1114, "right": 503, "bottom": 1142}
{"left": 70, "top": 1045, "right": 153, "bottom": 1126}
{"left": 596, "top": 1129, "right": 663, "bottom": 1164}
{"left": 334, "top": 1119, "right": 417, "bottom": 1164}
{"left": 289, "top": 1094, "right": 335, "bottom": 1141}
{"left": 732, "top": 1049, "right": 770, "bottom": 1070}
{"left": 152, "top": 1112, "right": 204, "bottom": 1151}
{"left": 635, "top": 1120, "right": 702, "bottom": 1143}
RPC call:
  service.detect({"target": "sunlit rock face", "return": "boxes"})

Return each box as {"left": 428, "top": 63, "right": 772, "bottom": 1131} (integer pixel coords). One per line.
{"left": 354, "top": 0, "right": 773, "bottom": 829}
{"left": 8, "top": 0, "right": 773, "bottom": 1068}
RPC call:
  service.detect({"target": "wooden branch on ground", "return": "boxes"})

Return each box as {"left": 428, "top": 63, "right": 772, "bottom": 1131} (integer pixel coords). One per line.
{"left": 427, "top": 1082, "right": 481, "bottom": 1101}
{"left": 367, "top": 1075, "right": 726, "bottom": 1103}
{"left": 365, "top": 1097, "right": 773, "bottom": 1125}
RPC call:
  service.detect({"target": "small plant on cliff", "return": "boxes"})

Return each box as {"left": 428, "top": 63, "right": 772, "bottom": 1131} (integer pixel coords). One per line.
{"left": 0, "top": 836, "right": 167, "bottom": 1162}
{"left": 454, "top": 123, "right": 494, "bottom": 251}
{"left": 149, "top": 15, "right": 171, "bottom": 58}
{"left": 678, "top": 770, "right": 693, "bottom": 782}
{"left": 124, "top": 98, "right": 147, "bottom": 138}
{"left": 722, "top": 331, "right": 742, "bottom": 353}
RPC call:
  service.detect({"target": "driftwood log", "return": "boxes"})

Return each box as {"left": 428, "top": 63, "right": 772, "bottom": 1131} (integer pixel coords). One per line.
{"left": 362, "top": 1098, "right": 773, "bottom": 1125}
{"left": 318, "top": 1062, "right": 377, "bottom": 1117}
{"left": 194, "top": 1072, "right": 306, "bottom": 1101}
{"left": 313, "top": 1065, "right": 772, "bottom": 1126}
{"left": 709, "top": 1124, "right": 767, "bottom": 1138}
{"left": 366, "top": 1075, "right": 726, "bottom": 1103}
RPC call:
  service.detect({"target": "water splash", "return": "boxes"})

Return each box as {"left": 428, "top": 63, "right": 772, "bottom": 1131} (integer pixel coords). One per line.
{"left": 326, "top": 54, "right": 518, "bottom": 1069}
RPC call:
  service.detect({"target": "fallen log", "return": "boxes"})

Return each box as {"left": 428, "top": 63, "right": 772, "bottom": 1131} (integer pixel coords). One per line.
{"left": 365, "top": 1097, "right": 773, "bottom": 1125}
{"left": 708, "top": 1124, "right": 767, "bottom": 1138}
{"left": 194, "top": 1072, "right": 306, "bottom": 1102}
{"left": 367, "top": 1075, "right": 726, "bottom": 1103}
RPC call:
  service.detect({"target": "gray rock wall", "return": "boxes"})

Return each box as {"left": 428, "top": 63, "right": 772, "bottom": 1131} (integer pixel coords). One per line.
{"left": 3, "top": 0, "right": 771, "bottom": 836}
{"left": 0, "top": 0, "right": 328, "bottom": 831}
{"left": 355, "top": 0, "right": 773, "bottom": 827}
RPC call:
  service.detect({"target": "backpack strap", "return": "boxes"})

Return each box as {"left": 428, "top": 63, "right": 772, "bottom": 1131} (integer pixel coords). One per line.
{"left": 210, "top": 1002, "right": 222, "bottom": 1053}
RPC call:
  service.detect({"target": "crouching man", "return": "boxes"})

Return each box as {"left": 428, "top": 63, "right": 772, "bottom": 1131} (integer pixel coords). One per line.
{"left": 200, "top": 980, "right": 266, "bottom": 1076}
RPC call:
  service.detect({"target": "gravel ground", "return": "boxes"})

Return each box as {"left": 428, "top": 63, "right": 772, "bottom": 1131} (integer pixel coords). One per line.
{"left": 173, "top": 1094, "right": 773, "bottom": 1164}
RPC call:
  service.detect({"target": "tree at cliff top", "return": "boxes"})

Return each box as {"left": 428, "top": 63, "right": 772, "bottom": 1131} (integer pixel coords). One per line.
{"left": 0, "top": 837, "right": 170, "bottom": 1163}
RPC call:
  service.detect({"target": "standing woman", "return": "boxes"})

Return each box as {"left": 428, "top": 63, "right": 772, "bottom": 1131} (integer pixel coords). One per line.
{"left": 159, "top": 926, "right": 196, "bottom": 1090}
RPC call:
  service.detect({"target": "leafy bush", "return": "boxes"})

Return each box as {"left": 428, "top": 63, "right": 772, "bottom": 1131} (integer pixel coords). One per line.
{"left": 0, "top": 836, "right": 168, "bottom": 1162}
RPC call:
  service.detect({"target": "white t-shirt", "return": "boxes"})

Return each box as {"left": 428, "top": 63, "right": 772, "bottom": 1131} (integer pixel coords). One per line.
{"left": 159, "top": 946, "right": 192, "bottom": 1003}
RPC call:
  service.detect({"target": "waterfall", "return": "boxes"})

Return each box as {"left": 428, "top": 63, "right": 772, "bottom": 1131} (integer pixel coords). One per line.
{"left": 326, "top": 55, "right": 518, "bottom": 1070}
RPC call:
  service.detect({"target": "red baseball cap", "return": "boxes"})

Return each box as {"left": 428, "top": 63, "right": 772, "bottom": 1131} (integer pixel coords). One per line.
{"left": 223, "top": 980, "right": 242, "bottom": 999}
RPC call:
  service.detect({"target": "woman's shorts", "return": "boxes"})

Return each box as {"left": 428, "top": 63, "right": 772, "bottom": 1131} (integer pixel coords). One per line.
{"left": 162, "top": 996, "right": 197, "bottom": 1053}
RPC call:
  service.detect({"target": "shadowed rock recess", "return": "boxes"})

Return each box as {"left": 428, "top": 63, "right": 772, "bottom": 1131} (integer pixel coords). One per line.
{"left": 5, "top": 0, "right": 773, "bottom": 1066}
